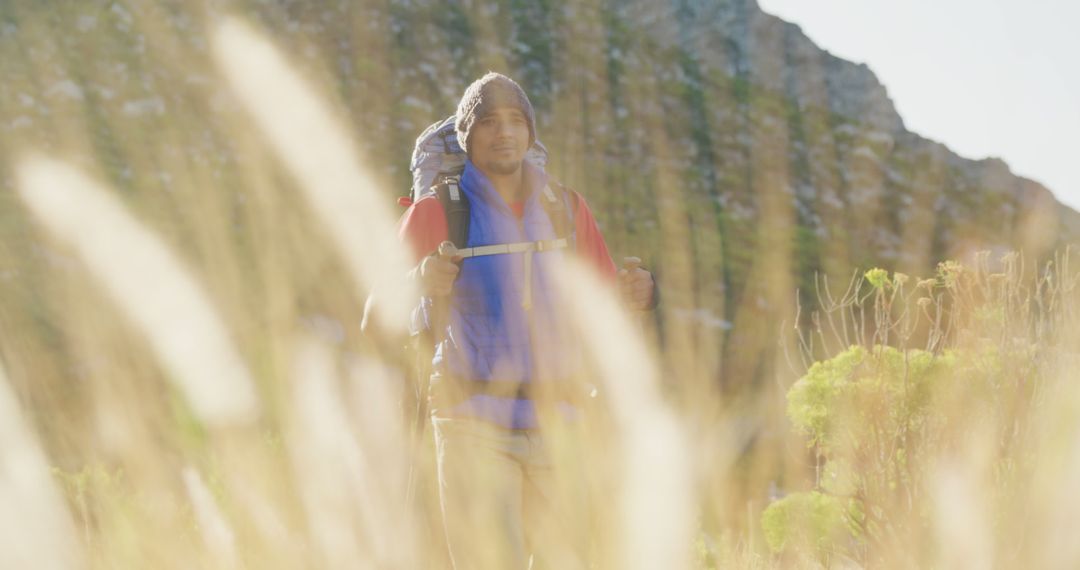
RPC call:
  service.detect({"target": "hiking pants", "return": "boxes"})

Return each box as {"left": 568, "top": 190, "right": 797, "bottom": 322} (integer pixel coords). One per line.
{"left": 432, "top": 416, "right": 589, "bottom": 570}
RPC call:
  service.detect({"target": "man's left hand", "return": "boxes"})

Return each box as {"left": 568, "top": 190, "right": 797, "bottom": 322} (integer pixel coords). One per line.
{"left": 618, "top": 259, "right": 655, "bottom": 311}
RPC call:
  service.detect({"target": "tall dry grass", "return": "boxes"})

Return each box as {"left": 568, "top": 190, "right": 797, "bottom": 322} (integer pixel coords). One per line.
{"left": 1, "top": 11, "right": 1079, "bottom": 570}
{"left": 769, "top": 253, "right": 1080, "bottom": 568}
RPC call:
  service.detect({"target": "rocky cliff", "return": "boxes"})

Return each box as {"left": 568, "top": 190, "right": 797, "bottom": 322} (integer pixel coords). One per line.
{"left": 1, "top": 0, "right": 1076, "bottom": 386}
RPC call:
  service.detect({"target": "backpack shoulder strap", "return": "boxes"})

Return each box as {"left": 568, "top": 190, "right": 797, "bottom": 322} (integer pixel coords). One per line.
{"left": 434, "top": 175, "right": 470, "bottom": 250}
{"left": 540, "top": 180, "right": 579, "bottom": 243}
{"left": 434, "top": 175, "right": 576, "bottom": 250}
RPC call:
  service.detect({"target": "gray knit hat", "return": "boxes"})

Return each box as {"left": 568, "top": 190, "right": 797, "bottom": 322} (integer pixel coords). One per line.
{"left": 454, "top": 72, "right": 536, "bottom": 154}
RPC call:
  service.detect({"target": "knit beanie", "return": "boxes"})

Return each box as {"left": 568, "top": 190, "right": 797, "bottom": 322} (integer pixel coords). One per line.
{"left": 454, "top": 72, "right": 536, "bottom": 155}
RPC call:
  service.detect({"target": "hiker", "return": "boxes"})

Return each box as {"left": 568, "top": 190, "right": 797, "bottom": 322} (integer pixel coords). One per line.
{"left": 385, "top": 72, "right": 655, "bottom": 569}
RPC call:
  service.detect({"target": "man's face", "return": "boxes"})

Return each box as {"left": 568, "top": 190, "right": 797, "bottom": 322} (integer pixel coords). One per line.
{"left": 468, "top": 107, "right": 530, "bottom": 177}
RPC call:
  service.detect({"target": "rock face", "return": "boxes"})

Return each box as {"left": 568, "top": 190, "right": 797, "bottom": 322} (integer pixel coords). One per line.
{"left": 0, "top": 0, "right": 1076, "bottom": 385}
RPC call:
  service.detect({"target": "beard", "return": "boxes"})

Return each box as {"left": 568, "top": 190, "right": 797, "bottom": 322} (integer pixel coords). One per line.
{"left": 482, "top": 157, "right": 523, "bottom": 176}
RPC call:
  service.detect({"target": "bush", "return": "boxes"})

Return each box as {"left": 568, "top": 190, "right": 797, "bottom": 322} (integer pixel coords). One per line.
{"left": 761, "top": 491, "right": 852, "bottom": 556}
{"left": 786, "top": 345, "right": 956, "bottom": 457}
{"left": 770, "top": 255, "right": 1075, "bottom": 567}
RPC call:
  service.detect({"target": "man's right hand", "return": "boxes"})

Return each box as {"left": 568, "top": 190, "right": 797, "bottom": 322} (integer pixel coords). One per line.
{"left": 419, "top": 247, "right": 460, "bottom": 296}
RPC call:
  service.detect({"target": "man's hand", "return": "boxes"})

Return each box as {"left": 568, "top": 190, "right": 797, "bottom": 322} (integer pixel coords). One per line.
{"left": 618, "top": 257, "right": 655, "bottom": 311}
{"left": 419, "top": 241, "right": 461, "bottom": 297}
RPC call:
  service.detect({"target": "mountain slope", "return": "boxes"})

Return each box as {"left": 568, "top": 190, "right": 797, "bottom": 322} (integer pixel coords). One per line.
{"left": 0, "top": 0, "right": 1075, "bottom": 387}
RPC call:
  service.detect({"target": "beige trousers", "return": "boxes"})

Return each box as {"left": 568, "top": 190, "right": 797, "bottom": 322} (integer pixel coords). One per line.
{"left": 432, "top": 416, "right": 589, "bottom": 570}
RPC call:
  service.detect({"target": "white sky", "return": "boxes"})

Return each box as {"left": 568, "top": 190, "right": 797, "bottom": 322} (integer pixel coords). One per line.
{"left": 757, "top": 0, "right": 1080, "bottom": 211}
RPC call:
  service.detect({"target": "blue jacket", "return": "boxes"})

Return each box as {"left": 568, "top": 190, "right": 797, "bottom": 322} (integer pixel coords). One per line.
{"left": 429, "top": 161, "right": 577, "bottom": 428}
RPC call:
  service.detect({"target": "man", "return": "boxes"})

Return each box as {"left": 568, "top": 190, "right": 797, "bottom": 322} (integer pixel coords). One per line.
{"left": 397, "top": 72, "right": 655, "bottom": 569}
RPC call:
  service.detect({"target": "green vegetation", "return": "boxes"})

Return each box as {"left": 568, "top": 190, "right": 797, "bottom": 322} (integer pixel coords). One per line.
{"left": 761, "top": 491, "right": 851, "bottom": 556}
{"left": 763, "top": 255, "right": 1077, "bottom": 566}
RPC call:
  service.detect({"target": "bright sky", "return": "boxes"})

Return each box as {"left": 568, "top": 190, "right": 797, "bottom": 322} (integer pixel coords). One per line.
{"left": 757, "top": 0, "right": 1080, "bottom": 212}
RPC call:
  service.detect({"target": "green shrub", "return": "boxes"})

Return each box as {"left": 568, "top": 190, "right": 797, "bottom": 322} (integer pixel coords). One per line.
{"left": 785, "top": 345, "right": 956, "bottom": 456}
{"left": 761, "top": 491, "right": 850, "bottom": 555}
{"left": 774, "top": 259, "right": 1064, "bottom": 566}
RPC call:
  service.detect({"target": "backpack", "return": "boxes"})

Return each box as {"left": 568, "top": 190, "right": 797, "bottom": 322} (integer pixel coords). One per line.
{"left": 401, "top": 115, "right": 577, "bottom": 249}
{"left": 404, "top": 114, "right": 550, "bottom": 204}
